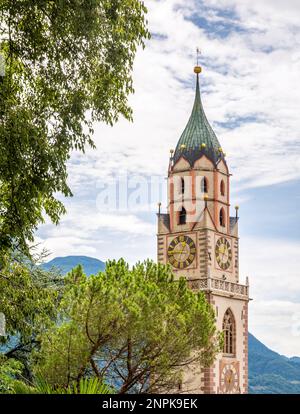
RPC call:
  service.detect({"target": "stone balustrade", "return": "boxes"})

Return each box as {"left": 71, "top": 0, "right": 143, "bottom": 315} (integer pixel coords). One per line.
{"left": 187, "top": 277, "right": 249, "bottom": 299}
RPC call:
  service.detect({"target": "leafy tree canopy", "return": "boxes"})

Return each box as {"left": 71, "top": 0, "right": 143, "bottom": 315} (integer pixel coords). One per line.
{"left": 0, "top": 250, "right": 62, "bottom": 380}
{"left": 0, "top": 0, "right": 150, "bottom": 254}
{"left": 0, "top": 250, "right": 60, "bottom": 344}
{"left": 34, "top": 259, "right": 222, "bottom": 393}
{"left": 0, "top": 355, "right": 23, "bottom": 393}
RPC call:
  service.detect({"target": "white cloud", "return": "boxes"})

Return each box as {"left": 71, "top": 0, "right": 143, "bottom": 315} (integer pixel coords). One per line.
{"left": 36, "top": 0, "right": 300, "bottom": 356}
{"left": 37, "top": 199, "right": 157, "bottom": 262}
{"left": 250, "top": 300, "right": 300, "bottom": 357}
{"left": 63, "top": 0, "right": 300, "bottom": 194}
{"left": 241, "top": 236, "right": 300, "bottom": 356}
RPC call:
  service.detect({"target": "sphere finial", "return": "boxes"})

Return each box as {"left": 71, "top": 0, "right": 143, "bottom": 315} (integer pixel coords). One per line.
{"left": 194, "top": 65, "right": 202, "bottom": 74}
{"left": 158, "top": 202, "right": 162, "bottom": 215}
{"left": 235, "top": 205, "right": 239, "bottom": 219}
{"left": 194, "top": 47, "right": 202, "bottom": 74}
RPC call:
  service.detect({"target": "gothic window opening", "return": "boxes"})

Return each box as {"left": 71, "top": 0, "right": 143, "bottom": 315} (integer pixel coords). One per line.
{"left": 223, "top": 308, "right": 236, "bottom": 356}
{"left": 219, "top": 208, "right": 225, "bottom": 227}
{"left": 181, "top": 177, "right": 185, "bottom": 194}
{"left": 179, "top": 207, "right": 186, "bottom": 225}
{"left": 220, "top": 180, "right": 225, "bottom": 196}
{"left": 201, "top": 176, "right": 208, "bottom": 194}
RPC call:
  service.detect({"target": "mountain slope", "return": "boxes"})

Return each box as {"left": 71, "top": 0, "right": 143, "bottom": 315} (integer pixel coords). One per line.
{"left": 248, "top": 333, "right": 300, "bottom": 393}
{"left": 42, "top": 255, "right": 105, "bottom": 276}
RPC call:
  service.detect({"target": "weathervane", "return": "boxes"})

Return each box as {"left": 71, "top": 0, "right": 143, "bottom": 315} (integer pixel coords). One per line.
{"left": 194, "top": 47, "right": 202, "bottom": 74}
{"left": 196, "top": 47, "right": 201, "bottom": 66}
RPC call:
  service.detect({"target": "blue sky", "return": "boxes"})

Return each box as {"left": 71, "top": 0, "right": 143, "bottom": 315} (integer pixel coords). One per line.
{"left": 36, "top": 0, "right": 300, "bottom": 356}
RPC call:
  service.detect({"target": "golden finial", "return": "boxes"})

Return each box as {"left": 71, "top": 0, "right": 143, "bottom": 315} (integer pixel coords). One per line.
{"left": 180, "top": 144, "right": 186, "bottom": 149}
{"left": 158, "top": 202, "right": 162, "bottom": 215}
{"left": 204, "top": 193, "right": 209, "bottom": 207}
{"left": 200, "top": 143, "right": 206, "bottom": 149}
{"left": 235, "top": 205, "right": 239, "bottom": 219}
{"left": 194, "top": 47, "right": 202, "bottom": 74}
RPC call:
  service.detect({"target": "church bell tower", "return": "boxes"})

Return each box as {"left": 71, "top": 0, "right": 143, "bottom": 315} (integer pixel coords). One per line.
{"left": 157, "top": 63, "right": 249, "bottom": 394}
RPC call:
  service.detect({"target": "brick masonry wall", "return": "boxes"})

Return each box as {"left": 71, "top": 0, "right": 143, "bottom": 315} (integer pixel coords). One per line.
{"left": 242, "top": 301, "right": 248, "bottom": 393}
{"left": 200, "top": 294, "right": 216, "bottom": 394}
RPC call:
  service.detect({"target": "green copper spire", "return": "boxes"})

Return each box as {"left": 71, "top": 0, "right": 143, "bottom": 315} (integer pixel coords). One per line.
{"left": 173, "top": 68, "right": 223, "bottom": 166}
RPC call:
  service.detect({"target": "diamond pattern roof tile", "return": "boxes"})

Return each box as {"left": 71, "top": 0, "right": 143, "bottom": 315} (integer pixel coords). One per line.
{"left": 173, "top": 73, "right": 224, "bottom": 167}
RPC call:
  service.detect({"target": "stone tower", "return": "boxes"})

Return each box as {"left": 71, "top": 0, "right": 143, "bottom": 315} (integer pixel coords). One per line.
{"left": 157, "top": 64, "right": 249, "bottom": 394}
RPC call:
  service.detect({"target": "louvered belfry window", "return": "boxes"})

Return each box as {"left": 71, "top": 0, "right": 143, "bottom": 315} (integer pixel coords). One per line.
{"left": 179, "top": 207, "right": 186, "bottom": 225}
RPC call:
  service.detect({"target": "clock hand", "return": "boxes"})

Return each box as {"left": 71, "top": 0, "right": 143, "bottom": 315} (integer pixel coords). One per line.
{"left": 178, "top": 246, "right": 185, "bottom": 261}
{"left": 221, "top": 247, "right": 229, "bottom": 262}
{"left": 171, "top": 243, "right": 189, "bottom": 255}
{"left": 169, "top": 250, "right": 185, "bottom": 260}
{"left": 178, "top": 245, "right": 189, "bottom": 262}
{"left": 224, "top": 248, "right": 229, "bottom": 260}
{"left": 219, "top": 245, "right": 225, "bottom": 254}
{"left": 169, "top": 248, "right": 185, "bottom": 254}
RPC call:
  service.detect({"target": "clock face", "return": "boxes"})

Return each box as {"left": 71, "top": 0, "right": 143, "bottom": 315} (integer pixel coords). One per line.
{"left": 167, "top": 235, "right": 196, "bottom": 269}
{"left": 220, "top": 363, "right": 239, "bottom": 394}
{"left": 215, "top": 237, "right": 232, "bottom": 270}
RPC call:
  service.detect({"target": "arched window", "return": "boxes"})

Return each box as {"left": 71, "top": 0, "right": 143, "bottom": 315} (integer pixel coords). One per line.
{"left": 220, "top": 180, "right": 225, "bottom": 196}
{"left": 223, "top": 309, "right": 235, "bottom": 355}
{"left": 201, "top": 177, "right": 208, "bottom": 194}
{"left": 219, "top": 208, "right": 225, "bottom": 227}
{"left": 181, "top": 177, "right": 185, "bottom": 194}
{"left": 179, "top": 207, "right": 186, "bottom": 225}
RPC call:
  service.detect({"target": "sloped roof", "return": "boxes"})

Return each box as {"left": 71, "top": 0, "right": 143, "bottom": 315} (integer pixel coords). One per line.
{"left": 173, "top": 72, "right": 225, "bottom": 167}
